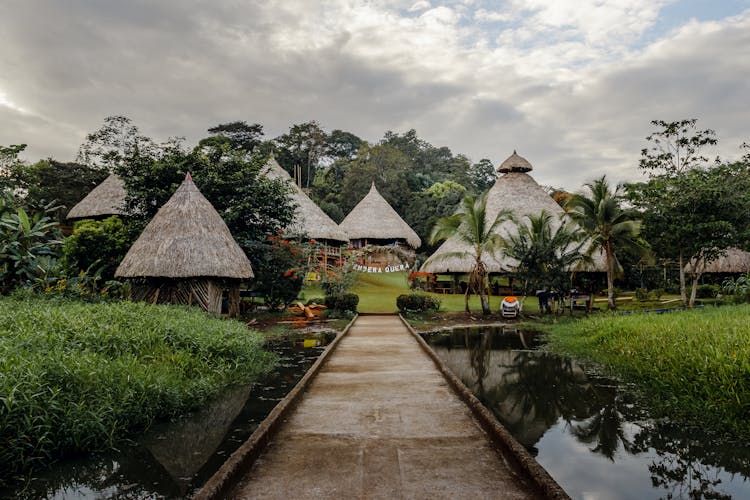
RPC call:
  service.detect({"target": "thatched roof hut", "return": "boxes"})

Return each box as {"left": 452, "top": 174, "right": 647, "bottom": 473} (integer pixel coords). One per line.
{"left": 116, "top": 173, "right": 252, "bottom": 315}
{"left": 422, "top": 151, "right": 605, "bottom": 274}
{"left": 67, "top": 173, "right": 127, "bottom": 219}
{"left": 339, "top": 182, "right": 421, "bottom": 249}
{"left": 687, "top": 248, "right": 750, "bottom": 274}
{"left": 262, "top": 158, "right": 348, "bottom": 243}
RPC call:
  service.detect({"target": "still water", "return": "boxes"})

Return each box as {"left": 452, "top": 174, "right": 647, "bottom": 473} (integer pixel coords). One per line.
{"left": 4, "top": 332, "right": 335, "bottom": 499}
{"left": 423, "top": 327, "right": 750, "bottom": 500}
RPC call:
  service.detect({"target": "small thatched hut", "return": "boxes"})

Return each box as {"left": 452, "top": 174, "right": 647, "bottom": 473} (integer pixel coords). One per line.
{"left": 338, "top": 182, "right": 421, "bottom": 269}
{"left": 687, "top": 248, "right": 750, "bottom": 274}
{"left": 115, "top": 173, "right": 253, "bottom": 316}
{"left": 262, "top": 158, "right": 349, "bottom": 268}
{"left": 422, "top": 151, "right": 605, "bottom": 280}
{"left": 67, "top": 173, "right": 127, "bottom": 220}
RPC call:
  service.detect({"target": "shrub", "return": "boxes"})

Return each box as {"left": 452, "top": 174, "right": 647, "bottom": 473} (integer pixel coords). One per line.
{"left": 63, "top": 216, "right": 135, "bottom": 281}
{"left": 325, "top": 293, "right": 359, "bottom": 312}
{"left": 396, "top": 293, "right": 441, "bottom": 313}
{"left": 635, "top": 287, "right": 649, "bottom": 301}
{"left": 696, "top": 283, "right": 719, "bottom": 299}
{"left": 0, "top": 206, "right": 62, "bottom": 292}
{"left": 247, "top": 236, "right": 315, "bottom": 310}
{"left": 722, "top": 273, "right": 750, "bottom": 303}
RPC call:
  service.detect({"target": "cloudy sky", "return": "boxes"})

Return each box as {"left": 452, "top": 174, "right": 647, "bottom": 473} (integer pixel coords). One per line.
{"left": 1, "top": 0, "right": 749, "bottom": 190}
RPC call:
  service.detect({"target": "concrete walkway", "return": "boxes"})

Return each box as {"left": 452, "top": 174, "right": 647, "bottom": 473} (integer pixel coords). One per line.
{"left": 227, "top": 315, "right": 543, "bottom": 499}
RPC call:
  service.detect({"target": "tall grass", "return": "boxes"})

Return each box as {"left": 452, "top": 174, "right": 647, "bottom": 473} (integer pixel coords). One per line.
{"left": 0, "top": 295, "right": 275, "bottom": 485}
{"left": 541, "top": 305, "right": 750, "bottom": 436}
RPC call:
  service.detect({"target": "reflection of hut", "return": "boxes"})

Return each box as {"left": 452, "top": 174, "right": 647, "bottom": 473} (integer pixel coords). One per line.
{"left": 422, "top": 151, "right": 605, "bottom": 285}
{"left": 262, "top": 158, "right": 349, "bottom": 269}
{"left": 115, "top": 173, "right": 252, "bottom": 316}
{"left": 686, "top": 248, "right": 750, "bottom": 275}
{"left": 142, "top": 385, "right": 252, "bottom": 495}
{"left": 339, "top": 182, "right": 421, "bottom": 267}
{"left": 67, "top": 173, "right": 127, "bottom": 219}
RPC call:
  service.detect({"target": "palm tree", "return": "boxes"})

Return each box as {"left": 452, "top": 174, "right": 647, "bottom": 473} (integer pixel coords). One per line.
{"left": 504, "top": 210, "right": 589, "bottom": 312}
{"left": 566, "top": 176, "right": 645, "bottom": 310}
{"left": 428, "top": 192, "right": 512, "bottom": 314}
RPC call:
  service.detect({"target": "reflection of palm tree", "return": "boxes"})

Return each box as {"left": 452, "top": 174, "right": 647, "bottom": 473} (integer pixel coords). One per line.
{"left": 491, "top": 353, "right": 596, "bottom": 427}
{"left": 571, "top": 395, "right": 634, "bottom": 461}
{"left": 467, "top": 328, "right": 493, "bottom": 398}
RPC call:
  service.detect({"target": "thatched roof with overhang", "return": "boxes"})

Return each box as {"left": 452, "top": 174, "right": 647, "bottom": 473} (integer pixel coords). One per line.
{"left": 339, "top": 182, "right": 421, "bottom": 249}
{"left": 115, "top": 173, "right": 253, "bottom": 279}
{"left": 262, "top": 158, "right": 348, "bottom": 243}
{"left": 67, "top": 173, "right": 127, "bottom": 219}
{"left": 422, "top": 152, "right": 606, "bottom": 273}
{"left": 687, "top": 248, "right": 750, "bottom": 274}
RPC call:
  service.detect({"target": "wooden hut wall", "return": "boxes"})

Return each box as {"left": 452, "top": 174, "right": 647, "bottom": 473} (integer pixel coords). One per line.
{"left": 130, "top": 279, "right": 238, "bottom": 316}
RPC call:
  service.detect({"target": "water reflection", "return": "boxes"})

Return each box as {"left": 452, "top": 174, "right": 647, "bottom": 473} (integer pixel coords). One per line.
{"left": 424, "top": 327, "right": 750, "bottom": 499}
{"left": 3, "top": 332, "right": 335, "bottom": 499}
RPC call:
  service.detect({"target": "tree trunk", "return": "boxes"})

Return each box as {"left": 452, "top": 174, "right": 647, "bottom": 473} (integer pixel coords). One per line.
{"left": 688, "top": 273, "right": 700, "bottom": 308}
{"left": 480, "top": 282, "right": 491, "bottom": 315}
{"left": 606, "top": 241, "right": 616, "bottom": 310}
{"left": 679, "top": 251, "right": 687, "bottom": 306}
{"left": 464, "top": 286, "right": 470, "bottom": 313}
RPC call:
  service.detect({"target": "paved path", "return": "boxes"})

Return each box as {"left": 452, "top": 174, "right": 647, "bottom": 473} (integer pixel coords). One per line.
{"left": 229, "top": 315, "right": 541, "bottom": 499}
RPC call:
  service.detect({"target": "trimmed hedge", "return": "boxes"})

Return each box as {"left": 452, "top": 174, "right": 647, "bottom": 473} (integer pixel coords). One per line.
{"left": 396, "top": 293, "right": 441, "bottom": 313}
{"left": 325, "top": 293, "right": 359, "bottom": 312}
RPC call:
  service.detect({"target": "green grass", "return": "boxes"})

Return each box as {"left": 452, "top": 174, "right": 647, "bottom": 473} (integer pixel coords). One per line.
{"left": 0, "top": 295, "right": 275, "bottom": 485}
{"left": 540, "top": 304, "right": 750, "bottom": 437}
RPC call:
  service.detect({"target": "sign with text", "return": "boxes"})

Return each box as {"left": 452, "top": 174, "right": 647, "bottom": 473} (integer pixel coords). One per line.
{"left": 352, "top": 263, "right": 411, "bottom": 273}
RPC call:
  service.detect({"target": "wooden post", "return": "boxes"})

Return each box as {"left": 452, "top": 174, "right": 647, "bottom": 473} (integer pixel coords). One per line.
{"left": 228, "top": 283, "right": 241, "bottom": 318}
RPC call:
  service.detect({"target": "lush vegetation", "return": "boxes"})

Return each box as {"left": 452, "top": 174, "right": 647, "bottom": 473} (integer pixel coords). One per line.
{"left": 627, "top": 120, "right": 750, "bottom": 306}
{"left": 541, "top": 305, "right": 750, "bottom": 436}
{"left": 0, "top": 295, "right": 275, "bottom": 486}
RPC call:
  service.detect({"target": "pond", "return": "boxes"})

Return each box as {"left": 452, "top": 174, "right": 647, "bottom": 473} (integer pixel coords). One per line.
{"left": 2, "top": 332, "right": 336, "bottom": 499}
{"left": 422, "top": 326, "right": 750, "bottom": 500}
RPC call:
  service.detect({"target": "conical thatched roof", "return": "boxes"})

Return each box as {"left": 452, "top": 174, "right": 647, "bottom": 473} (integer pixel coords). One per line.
{"left": 339, "top": 182, "right": 421, "bottom": 249}
{"left": 262, "top": 158, "right": 348, "bottom": 242}
{"left": 687, "top": 248, "right": 750, "bottom": 273}
{"left": 67, "top": 173, "right": 127, "bottom": 219}
{"left": 422, "top": 152, "right": 605, "bottom": 273}
{"left": 497, "top": 150, "right": 533, "bottom": 173}
{"left": 115, "top": 173, "right": 253, "bottom": 279}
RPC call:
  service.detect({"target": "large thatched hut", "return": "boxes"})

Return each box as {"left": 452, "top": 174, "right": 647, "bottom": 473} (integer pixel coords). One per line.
{"left": 67, "top": 173, "right": 127, "bottom": 220}
{"left": 422, "top": 151, "right": 605, "bottom": 284}
{"left": 115, "top": 173, "right": 253, "bottom": 316}
{"left": 262, "top": 158, "right": 349, "bottom": 268}
{"left": 339, "top": 182, "right": 421, "bottom": 269}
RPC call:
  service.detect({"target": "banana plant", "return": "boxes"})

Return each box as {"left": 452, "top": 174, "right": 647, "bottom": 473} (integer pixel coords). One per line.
{"left": 0, "top": 207, "right": 62, "bottom": 288}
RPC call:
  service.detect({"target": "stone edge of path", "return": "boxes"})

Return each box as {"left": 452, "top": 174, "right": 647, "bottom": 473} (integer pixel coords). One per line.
{"left": 400, "top": 314, "right": 571, "bottom": 500}
{"left": 193, "top": 314, "right": 359, "bottom": 500}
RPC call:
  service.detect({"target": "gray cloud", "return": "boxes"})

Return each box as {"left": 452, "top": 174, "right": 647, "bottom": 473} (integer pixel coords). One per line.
{"left": 1, "top": 1, "right": 748, "bottom": 193}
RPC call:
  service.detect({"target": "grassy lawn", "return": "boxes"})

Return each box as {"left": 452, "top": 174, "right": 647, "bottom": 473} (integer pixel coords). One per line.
{"left": 302, "top": 272, "right": 497, "bottom": 313}
{"left": 540, "top": 304, "right": 750, "bottom": 437}
{"left": 0, "top": 295, "right": 275, "bottom": 485}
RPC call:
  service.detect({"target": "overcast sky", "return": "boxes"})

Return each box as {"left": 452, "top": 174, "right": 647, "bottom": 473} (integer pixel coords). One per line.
{"left": 1, "top": 0, "right": 749, "bottom": 190}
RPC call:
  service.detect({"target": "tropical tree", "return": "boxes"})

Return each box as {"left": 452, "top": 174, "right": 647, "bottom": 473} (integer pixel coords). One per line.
{"left": 566, "top": 176, "right": 646, "bottom": 310}
{"left": 429, "top": 192, "right": 512, "bottom": 314}
{"left": 630, "top": 120, "right": 750, "bottom": 306}
{"left": 504, "top": 211, "right": 589, "bottom": 312}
